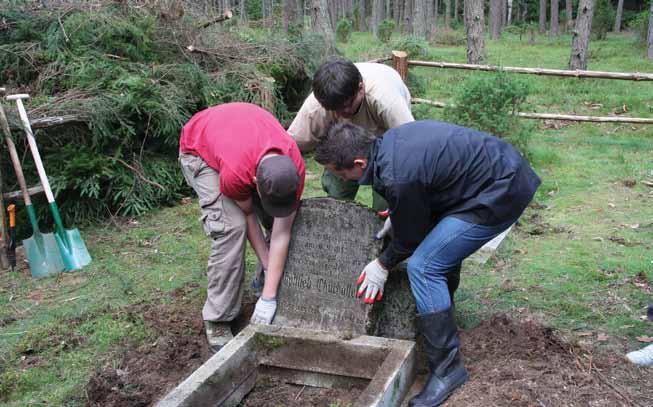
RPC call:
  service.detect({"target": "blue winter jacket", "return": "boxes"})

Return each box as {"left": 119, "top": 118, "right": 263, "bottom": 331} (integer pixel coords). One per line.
{"left": 358, "top": 120, "right": 541, "bottom": 269}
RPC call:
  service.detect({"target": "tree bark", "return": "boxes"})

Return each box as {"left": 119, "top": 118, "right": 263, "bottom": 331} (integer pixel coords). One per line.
{"left": 613, "top": 0, "right": 624, "bottom": 33}
{"left": 550, "top": 0, "right": 559, "bottom": 36}
{"left": 490, "top": 0, "right": 502, "bottom": 39}
{"left": 239, "top": 0, "right": 248, "bottom": 23}
{"left": 414, "top": 0, "right": 428, "bottom": 37}
{"left": 569, "top": 0, "right": 595, "bottom": 70}
{"left": 359, "top": 0, "right": 368, "bottom": 31}
{"left": 312, "top": 0, "right": 336, "bottom": 50}
{"left": 464, "top": 0, "right": 486, "bottom": 64}
{"left": 565, "top": 0, "right": 573, "bottom": 31}
{"left": 444, "top": 0, "right": 451, "bottom": 29}
{"left": 393, "top": 0, "right": 401, "bottom": 26}
{"left": 648, "top": 0, "right": 653, "bottom": 59}
{"left": 404, "top": 0, "right": 414, "bottom": 33}
{"left": 539, "top": 0, "right": 547, "bottom": 34}
{"left": 507, "top": 0, "right": 512, "bottom": 25}
{"left": 454, "top": 0, "right": 459, "bottom": 22}
{"left": 283, "top": 0, "right": 297, "bottom": 32}
{"left": 371, "top": 0, "right": 384, "bottom": 36}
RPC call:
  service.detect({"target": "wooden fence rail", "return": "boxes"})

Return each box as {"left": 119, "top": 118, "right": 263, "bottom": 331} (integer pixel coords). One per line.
{"left": 411, "top": 98, "right": 653, "bottom": 124}
{"left": 406, "top": 59, "right": 653, "bottom": 81}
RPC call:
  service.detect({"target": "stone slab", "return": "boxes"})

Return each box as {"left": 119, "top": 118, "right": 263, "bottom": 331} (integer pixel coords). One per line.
{"left": 274, "top": 198, "right": 384, "bottom": 335}
{"left": 155, "top": 325, "right": 416, "bottom": 407}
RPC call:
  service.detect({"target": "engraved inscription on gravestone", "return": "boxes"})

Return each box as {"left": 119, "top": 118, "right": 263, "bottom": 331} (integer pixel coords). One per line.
{"left": 274, "top": 198, "right": 384, "bottom": 335}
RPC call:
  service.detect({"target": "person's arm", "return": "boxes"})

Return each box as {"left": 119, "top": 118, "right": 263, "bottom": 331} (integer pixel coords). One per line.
{"left": 261, "top": 210, "right": 297, "bottom": 299}
{"left": 377, "top": 182, "right": 431, "bottom": 270}
{"left": 234, "top": 197, "right": 269, "bottom": 270}
{"left": 287, "top": 94, "right": 331, "bottom": 153}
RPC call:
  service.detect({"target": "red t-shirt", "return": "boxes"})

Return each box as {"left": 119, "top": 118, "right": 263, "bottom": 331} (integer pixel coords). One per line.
{"left": 180, "top": 103, "right": 305, "bottom": 202}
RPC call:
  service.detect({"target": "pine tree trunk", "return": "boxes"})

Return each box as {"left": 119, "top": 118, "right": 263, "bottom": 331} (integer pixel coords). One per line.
{"left": 465, "top": 0, "right": 486, "bottom": 64}
{"left": 569, "top": 0, "right": 595, "bottom": 70}
{"left": 284, "top": 0, "right": 298, "bottom": 32}
{"left": 539, "top": 0, "right": 547, "bottom": 34}
{"left": 444, "top": 0, "right": 451, "bottom": 29}
{"left": 613, "top": 0, "right": 624, "bottom": 33}
{"left": 312, "top": 0, "right": 336, "bottom": 49}
{"left": 394, "top": 0, "right": 401, "bottom": 26}
{"left": 371, "top": 0, "right": 384, "bottom": 36}
{"left": 404, "top": 0, "right": 414, "bottom": 33}
{"left": 328, "top": 0, "right": 337, "bottom": 29}
{"left": 550, "top": 0, "right": 559, "bottom": 36}
{"left": 647, "top": 1, "right": 653, "bottom": 59}
{"left": 490, "top": 0, "right": 501, "bottom": 39}
{"left": 360, "top": 0, "right": 368, "bottom": 31}
{"left": 240, "top": 0, "right": 248, "bottom": 23}
{"left": 500, "top": 0, "right": 507, "bottom": 28}
{"left": 565, "top": 0, "right": 573, "bottom": 31}
{"left": 427, "top": 0, "right": 434, "bottom": 39}
{"left": 414, "top": 0, "right": 427, "bottom": 37}
{"left": 507, "top": 0, "right": 512, "bottom": 25}
{"left": 454, "top": 0, "right": 459, "bottom": 22}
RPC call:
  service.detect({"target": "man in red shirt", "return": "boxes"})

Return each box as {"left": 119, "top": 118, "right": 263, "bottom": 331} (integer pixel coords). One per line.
{"left": 179, "top": 103, "right": 305, "bottom": 352}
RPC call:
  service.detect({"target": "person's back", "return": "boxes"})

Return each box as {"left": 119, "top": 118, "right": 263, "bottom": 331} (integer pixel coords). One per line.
{"left": 374, "top": 120, "right": 540, "bottom": 228}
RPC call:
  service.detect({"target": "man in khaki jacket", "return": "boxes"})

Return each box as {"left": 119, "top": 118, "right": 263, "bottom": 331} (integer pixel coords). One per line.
{"left": 288, "top": 57, "right": 414, "bottom": 211}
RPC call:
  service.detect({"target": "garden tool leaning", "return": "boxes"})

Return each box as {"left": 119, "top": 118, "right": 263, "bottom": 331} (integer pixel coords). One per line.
{"left": 7, "top": 94, "right": 91, "bottom": 271}
{"left": 0, "top": 95, "right": 65, "bottom": 277}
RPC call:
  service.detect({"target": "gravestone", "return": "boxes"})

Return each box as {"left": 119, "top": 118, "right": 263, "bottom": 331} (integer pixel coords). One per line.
{"left": 274, "top": 198, "right": 385, "bottom": 335}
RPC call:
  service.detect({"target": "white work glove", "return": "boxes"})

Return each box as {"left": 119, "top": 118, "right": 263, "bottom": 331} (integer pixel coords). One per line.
{"left": 374, "top": 217, "right": 392, "bottom": 240}
{"left": 251, "top": 296, "right": 277, "bottom": 325}
{"left": 356, "top": 259, "right": 389, "bottom": 304}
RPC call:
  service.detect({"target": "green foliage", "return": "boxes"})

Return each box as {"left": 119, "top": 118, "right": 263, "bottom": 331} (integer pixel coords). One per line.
{"left": 631, "top": 11, "right": 650, "bottom": 47}
{"left": 336, "top": 18, "right": 353, "bottom": 43}
{"left": 444, "top": 72, "right": 533, "bottom": 155}
{"left": 592, "top": 0, "right": 615, "bottom": 40}
{"left": 0, "top": 4, "right": 317, "bottom": 227}
{"left": 392, "top": 35, "right": 428, "bottom": 57}
{"left": 377, "top": 19, "right": 395, "bottom": 43}
{"left": 432, "top": 30, "right": 465, "bottom": 46}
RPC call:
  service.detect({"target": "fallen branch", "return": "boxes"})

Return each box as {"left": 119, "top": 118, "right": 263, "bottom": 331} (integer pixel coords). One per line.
{"left": 3, "top": 185, "right": 44, "bottom": 200}
{"left": 114, "top": 158, "right": 165, "bottom": 190}
{"left": 411, "top": 98, "right": 653, "bottom": 124}
{"left": 407, "top": 60, "right": 653, "bottom": 81}
{"left": 197, "top": 10, "right": 233, "bottom": 29}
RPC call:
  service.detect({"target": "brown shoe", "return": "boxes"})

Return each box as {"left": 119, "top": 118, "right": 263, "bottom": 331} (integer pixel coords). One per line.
{"left": 204, "top": 320, "right": 233, "bottom": 353}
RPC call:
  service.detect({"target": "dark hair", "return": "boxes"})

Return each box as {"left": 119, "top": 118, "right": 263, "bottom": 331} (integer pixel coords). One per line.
{"left": 315, "top": 123, "right": 376, "bottom": 170}
{"left": 312, "top": 58, "right": 362, "bottom": 111}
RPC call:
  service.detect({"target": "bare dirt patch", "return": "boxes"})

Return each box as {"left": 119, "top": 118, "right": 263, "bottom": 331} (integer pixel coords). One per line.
{"left": 85, "top": 290, "right": 648, "bottom": 407}
{"left": 442, "top": 313, "right": 649, "bottom": 406}
{"left": 86, "top": 284, "right": 210, "bottom": 407}
{"left": 238, "top": 375, "right": 364, "bottom": 407}
{"left": 85, "top": 284, "right": 257, "bottom": 407}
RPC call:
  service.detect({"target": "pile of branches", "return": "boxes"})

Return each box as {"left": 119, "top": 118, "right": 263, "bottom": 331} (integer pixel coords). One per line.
{"left": 0, "top": 0, "right": 324, "bottom": 227}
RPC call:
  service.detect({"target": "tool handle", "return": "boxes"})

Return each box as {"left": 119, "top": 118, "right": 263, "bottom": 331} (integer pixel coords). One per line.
{"left": 7, "top": 204, "right": 15, "bottom": 228}
{"left": 7, "top": 94, "right": 56, "bottom": 204}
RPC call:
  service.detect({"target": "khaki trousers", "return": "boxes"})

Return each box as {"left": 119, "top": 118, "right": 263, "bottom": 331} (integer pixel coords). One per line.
{"left": 180, "top": 153, "right": 268, "bottom": 322}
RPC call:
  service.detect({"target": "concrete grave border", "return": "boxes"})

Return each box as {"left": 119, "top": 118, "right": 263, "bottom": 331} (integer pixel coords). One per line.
{"left": 156, "top": 325, "right": 416, "bottom": 407}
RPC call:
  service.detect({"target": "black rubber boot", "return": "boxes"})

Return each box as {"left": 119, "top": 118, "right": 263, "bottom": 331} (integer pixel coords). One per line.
{"left": 409, "top": 309, "right": 469, "bottom": 407}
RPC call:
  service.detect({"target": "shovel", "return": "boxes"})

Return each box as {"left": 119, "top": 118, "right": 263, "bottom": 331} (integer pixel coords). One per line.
{"left": 7, "top": 94, "right": 91, "bottom": 271}
{"left": 0, "top": 96, "right": 65, "bottom": 277}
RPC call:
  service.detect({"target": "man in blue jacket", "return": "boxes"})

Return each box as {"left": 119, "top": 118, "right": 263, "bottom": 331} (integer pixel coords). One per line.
{"left": 315, "top": 120, "right": 541, "bottom": 407}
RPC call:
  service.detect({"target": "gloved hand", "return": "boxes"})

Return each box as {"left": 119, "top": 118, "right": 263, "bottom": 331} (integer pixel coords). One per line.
{"left": 374, "top": 217, "right": 392, "bottom": 240}
{"left": 251, "top": 296, "right": 277, "bottom": 325}
{"left": 356, "top": 259, "right": 388, "bottom": 304}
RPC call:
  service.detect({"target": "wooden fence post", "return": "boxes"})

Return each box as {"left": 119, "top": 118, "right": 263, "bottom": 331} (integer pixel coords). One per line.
{"left": 392, "top": 50, "right": 408, "bottom": 82}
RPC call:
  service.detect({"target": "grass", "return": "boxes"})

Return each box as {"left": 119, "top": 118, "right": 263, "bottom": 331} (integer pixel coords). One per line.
{"left": 1, "top": 28, "right": 653, "bottom": 405}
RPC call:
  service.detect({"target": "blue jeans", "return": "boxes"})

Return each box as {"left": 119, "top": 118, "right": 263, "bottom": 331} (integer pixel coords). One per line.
{"left": 407, "top": 216, "right": 515, "bottom": 315}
